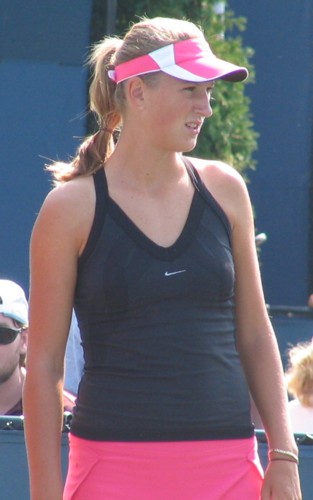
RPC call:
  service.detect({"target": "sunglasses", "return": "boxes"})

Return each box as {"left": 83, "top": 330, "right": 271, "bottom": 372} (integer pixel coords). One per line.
{"left": 0, "top": 326, "right": 22, "bottom": 345}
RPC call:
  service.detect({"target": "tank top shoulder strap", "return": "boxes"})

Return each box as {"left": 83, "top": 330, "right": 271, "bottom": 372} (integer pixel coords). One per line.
{"left": 78, "top": 167, "right": 108, "bottom": 267}
{"left": 93, "top": 165, "right": 109, "bottom": 201}
{"left": 182, "top": 156, "right": 232, "bottom": 242}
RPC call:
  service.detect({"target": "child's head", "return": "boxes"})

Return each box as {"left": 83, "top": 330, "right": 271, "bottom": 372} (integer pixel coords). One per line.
{"left": 286, "top": 340, "right": 313, "bottom": 406}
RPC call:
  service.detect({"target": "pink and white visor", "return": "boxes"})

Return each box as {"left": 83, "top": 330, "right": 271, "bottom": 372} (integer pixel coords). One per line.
{"left": 108, "top": 38, "right": 248, "bottom": 84}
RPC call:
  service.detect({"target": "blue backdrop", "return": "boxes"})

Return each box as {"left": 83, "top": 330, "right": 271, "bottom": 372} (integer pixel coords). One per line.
{"left": 229, "top": 0, "right": 313, "bottom": 305}
{"left": 0, "top": 0, "right": 93, "bottom": 296}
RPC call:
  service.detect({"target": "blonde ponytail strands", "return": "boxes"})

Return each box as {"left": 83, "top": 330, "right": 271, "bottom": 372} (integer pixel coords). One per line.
{"left": 48, "top": 36, "right": 123, "bottom": 184}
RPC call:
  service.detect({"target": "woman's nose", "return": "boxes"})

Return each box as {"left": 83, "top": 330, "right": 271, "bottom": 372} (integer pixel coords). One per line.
{"left": 194, "top": 94, "right": 213, "bottom": 118}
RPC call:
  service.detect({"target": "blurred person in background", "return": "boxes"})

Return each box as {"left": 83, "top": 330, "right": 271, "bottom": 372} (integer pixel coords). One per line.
{"left": 286, "top": 339, "right": 313, "bottom": 434}
{"left": 64, "top": 312, "right": 84, "bottom": 395}
{"left": 0, "top": 279, "right": 75, "bottom": 416}
{"left": 0, "top": 279, "right": 28, "bottom": 415}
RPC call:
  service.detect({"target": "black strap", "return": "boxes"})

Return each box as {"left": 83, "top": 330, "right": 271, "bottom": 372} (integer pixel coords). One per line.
{"left": 78, "top": 168, "right": 108, "bottom": 267}
{"left": 182, "top": 156, "right": 232, "bottom": 242}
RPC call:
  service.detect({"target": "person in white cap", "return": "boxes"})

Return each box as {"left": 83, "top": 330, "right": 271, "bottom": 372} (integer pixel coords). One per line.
{"left": 0, "top": 279, "right": 76, "bottom": 417}
{"left": 24, "top": 16, "right": 301, "bottom": 500}
{"left": 0, "top": 279, "right": 28, "bottom": 415}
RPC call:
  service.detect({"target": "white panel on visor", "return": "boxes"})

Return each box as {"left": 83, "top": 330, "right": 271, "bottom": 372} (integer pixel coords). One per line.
{"left": 148, "top": 44, "right": 176, "bottom": 68}
{"left": 148, "top": 42, "right": 214, "bottom": 82}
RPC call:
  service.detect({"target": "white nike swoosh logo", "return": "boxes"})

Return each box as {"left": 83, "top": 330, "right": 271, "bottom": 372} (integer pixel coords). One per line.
{"left": 164, "top": 270, "right": 186, "bottom": 277}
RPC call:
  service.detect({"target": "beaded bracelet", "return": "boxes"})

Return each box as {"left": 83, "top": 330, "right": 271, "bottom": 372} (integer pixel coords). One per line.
{"left": 268, "top": 448, "right": 299, "bottom": 465}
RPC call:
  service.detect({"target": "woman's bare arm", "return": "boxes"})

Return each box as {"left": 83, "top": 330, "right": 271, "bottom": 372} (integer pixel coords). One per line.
{"left": 24, "top": 177, "right": 94, "bottom": 500}
{"left": 196, "top": 158, "right": 301, "bottom": 499}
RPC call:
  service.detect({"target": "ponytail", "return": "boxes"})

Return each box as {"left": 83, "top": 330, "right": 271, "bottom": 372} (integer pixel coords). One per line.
{"left": 48, "top": 37, "right": 123, "bottom": 184}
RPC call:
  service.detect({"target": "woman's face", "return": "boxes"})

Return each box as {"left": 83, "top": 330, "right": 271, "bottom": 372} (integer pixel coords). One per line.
{"left": 140, "top": 73, "right": 214, "bottom": 153}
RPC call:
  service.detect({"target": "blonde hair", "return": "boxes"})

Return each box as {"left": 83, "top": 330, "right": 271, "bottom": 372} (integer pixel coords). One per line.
{"left": 49, "top": 17, "right": 205, "bottom": 183}
{"left": 285, "top": 340, "right": 313, "bottom": 407}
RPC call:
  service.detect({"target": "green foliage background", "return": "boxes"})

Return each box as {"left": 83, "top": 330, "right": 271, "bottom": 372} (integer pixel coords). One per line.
{"left": 91, "top": 0, "right": 258, "bottom": 176}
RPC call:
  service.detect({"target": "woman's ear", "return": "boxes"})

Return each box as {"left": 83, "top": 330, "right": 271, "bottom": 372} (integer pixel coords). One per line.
{"left": 127, "top": 77, "right": 145, "bottom": 109}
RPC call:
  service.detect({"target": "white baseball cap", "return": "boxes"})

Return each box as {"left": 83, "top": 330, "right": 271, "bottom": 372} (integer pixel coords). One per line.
{"left": 0, "top": 279, "right": 28, "bottom": 326}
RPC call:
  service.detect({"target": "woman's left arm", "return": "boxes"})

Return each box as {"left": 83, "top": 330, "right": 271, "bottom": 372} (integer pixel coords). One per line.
{"left": 228, "top": 169, "right": 301, "bottom": 499}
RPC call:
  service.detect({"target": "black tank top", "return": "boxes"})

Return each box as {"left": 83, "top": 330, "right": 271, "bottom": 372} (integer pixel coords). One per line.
{"left": 70, "top": 158, "right": 254, "bottom": 441}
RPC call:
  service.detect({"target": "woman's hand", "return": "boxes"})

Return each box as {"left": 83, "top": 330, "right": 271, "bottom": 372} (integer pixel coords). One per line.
{"left": 261, "top": 460, "right": 301, "bottom": 499}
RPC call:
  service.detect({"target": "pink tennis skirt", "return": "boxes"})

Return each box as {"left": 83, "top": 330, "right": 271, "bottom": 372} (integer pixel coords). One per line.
{"left": 63, "top": 434, "right": 264, "bottom": 500}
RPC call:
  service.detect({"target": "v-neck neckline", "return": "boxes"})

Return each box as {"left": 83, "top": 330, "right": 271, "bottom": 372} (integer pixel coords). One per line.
{"left": 101, "top": 164, "right": 206, "bottom": 261}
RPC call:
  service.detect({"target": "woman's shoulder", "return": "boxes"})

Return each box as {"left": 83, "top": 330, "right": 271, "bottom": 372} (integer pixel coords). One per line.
{"left": 185, "top": 156, "right": 245, "bottom": 188}
{"left": 39, "top": 174, "right": 96, "bottom": 222}
{"left": 32, "top": 174, "right": 96, "bottom": 253}
{"left": 46, "top": 174, "right": 95, "bottom": 204}
{"left": 184, "top": 156, "right": 250, "bottom": 227}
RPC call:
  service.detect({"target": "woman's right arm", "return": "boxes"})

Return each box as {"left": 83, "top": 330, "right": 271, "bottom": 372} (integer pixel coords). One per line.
{"left": 23, "top": 177, "right": 94, "bottom": 500}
